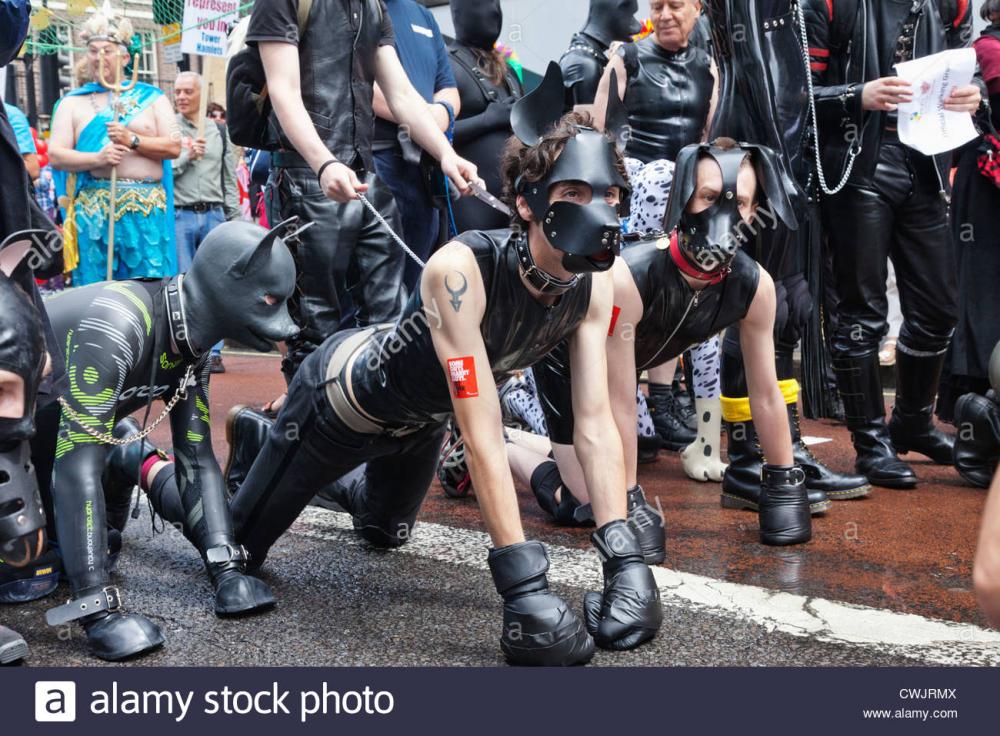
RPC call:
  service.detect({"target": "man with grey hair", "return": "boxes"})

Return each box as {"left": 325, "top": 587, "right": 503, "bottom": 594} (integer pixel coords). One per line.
{"left": 172, "top": 71, "right": 240, "bottom": 372}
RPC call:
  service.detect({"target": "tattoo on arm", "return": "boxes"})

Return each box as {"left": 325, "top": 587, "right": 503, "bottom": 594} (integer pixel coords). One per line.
{"left": 444, "top": 272, "right": 468, "bottom": 313}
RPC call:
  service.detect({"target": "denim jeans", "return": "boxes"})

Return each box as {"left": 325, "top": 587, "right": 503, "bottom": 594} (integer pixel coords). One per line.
{"left": 373, "top": 148, "right": 440, "bottom": 291}
{"left": 175, "top": 206, "right": 226, "bottom": 355}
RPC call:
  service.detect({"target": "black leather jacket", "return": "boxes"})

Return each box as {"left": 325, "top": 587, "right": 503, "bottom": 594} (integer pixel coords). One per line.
{"left": 804, "top": 0, "right": 980, "bottom": 189}
{"left": 274, "top": 0, "right": 389, "bottom": 172}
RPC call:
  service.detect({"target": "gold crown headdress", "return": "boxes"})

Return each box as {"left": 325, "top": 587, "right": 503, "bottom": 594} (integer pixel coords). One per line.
{"left": 80, "top": 2, "right": 134, "bottom": 47}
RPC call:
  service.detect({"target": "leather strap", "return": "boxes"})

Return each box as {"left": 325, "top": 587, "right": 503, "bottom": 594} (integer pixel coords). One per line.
{"left": 761, "top": 464, "right": 807, "bottom": 486}
{"left": 205, "top": 543, "right": 249, "bottom": 565}
{"left": 46, "top": 586, "right": 122, "bottom": 627}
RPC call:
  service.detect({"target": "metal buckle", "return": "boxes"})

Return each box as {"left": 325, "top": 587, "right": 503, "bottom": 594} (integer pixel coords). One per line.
{"left": 205, "top": 543, "right": 249, "bottom": 565}
{"left": 45, "top": 586, "right": 123, "bottom": 627}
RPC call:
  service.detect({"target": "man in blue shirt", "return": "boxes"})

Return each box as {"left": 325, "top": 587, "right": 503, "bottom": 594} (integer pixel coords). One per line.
{"left": 373, "top": 0, "right": 460, "bottom": 289}
{"left": 3, "top": 101, "right": 38, "bottom": 180}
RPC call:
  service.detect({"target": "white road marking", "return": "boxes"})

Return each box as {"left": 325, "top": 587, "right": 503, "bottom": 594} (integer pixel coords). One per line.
{"left": 293, "top": 507, "right": 1000, "bottom": 666}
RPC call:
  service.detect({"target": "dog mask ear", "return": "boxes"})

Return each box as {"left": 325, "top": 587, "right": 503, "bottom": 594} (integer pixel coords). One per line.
{"left": 231, "top": 216, "right": 300, "bottom": 276}
{"left": 741, "top": 143, "right": 799, "bottom": 231}
{"left": 510, "top": 61, "right": 569, "bottom": 145}
{"left": 660, "top": 143, "right": 704, "bottom": 235}
{"left": 0, "top": 232, "right": 37, "bottom": 295}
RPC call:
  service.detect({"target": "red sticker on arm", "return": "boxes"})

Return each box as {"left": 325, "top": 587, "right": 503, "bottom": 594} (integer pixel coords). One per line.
{"left": 448, "top": 356, "right": 479, "bottom": 399}
{"left": 608, "top": 305, "right": 622, "bottom": 336}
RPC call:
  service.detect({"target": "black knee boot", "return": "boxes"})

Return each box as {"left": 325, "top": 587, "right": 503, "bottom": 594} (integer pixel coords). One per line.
{"left": 224, "top": 405, "right": 273, "bottom": 497}
{"left": 953, "top": 391, "right": 1000, "bottom": 488}
{"left": 774, "top": 352, "right": 871, "bottom": 500}
{"left": 833, "top": 351, "right": 916, "bottom": 488}
{"left": 888, "top": 347, "right": 955, "bottom": 464}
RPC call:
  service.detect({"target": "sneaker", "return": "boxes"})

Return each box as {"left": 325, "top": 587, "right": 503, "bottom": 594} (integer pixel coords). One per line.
{"left": 0, "top": 548, "right": 62, "bottom": 604}
{"left": 210, "top": 354, "right": 226, "bottom": 374}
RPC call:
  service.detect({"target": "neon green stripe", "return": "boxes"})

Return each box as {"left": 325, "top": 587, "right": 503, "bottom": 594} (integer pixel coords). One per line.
{"left": 105, "top": 283, "right": 152, "bottom": 334}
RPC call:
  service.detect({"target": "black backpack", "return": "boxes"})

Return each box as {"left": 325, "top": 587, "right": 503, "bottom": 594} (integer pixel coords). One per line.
{"left": 225, "top": 0, "right": 313, "bottom": 150}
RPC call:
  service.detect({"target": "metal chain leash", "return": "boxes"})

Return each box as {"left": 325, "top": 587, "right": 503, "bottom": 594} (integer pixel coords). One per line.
{"left": 56, "top": 364, "right": 196, "bottom": 446}
{"left": 795, "top": 0, "right": 862, "bottom": 196}
{"left": 357, "top": 193, "right": 427, "bottom": 268}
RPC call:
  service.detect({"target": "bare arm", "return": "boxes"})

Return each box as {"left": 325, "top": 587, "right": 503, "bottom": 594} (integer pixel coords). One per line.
{"left": 22, "top": 153, "right": 40, "bottom": 181}
{"left": 373, "top": 83, "right": 460, "bottom": 132}
{"left": 260, "top": 41, "right": 336, "bottom": 173}
{"left": 703, "top": 58, "right": 720, "bottom": 142}
{"left": 593, "top": 53, "right": 626, "bottom": 133}
{"left": 606, "top": 259, "right": 643, "bottom": 489}
{"left": 48, "top": 98, "right": 104, "bottom": 172}
{"left": 106, "top": 95, "right": 181, "bottom": 160}
{"left": 376, "top": 46, "right": 479, "bottom": 191}
{"left": 974, "top": 469, "right": 1000, "bottom": 628}
{"left": 740, "top": 267, "right": 794, "bottom": 466}
{"left": 568, "top": 269, "right": 628, "bottom": 526}
{"left": 424, "top": 243, "right": 524, "bottom": 547}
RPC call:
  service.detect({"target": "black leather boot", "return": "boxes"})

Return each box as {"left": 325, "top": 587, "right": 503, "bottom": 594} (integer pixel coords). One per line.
{"left": 672, "top": 377, "right": 697, "bottom": 431}
{"left": 721, "top": 418, "right": 830, "bottom": 513}
{"left": 953, "top": 391, "right": 1000, "bottom": 488}
{"left": 46, "top": 586, "right": 165, "bottom": 661}
{"left": 759, "top": 465, "right": 811, "bottom": 546}
{"left": 888, "top": 348, "right": 955, "bottom": 465}
{"left": 224, "top": 405, "right": 273, "bottom": 497}
{"left": 647, "top": 382, "right": 696, "bottom": 450}
{"left": 787, "top": 403, "right": 871, "bottom": 500}
{"left": 637, "top": 434, "right": 662, "bottom": 464}
{"left": 833, "top": 351, "right": 916, "bottom": 488}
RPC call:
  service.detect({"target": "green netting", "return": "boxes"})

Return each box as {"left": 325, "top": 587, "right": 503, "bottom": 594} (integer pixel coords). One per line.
{"left": 23, "top": 0, "right": 254, "bottom": 55}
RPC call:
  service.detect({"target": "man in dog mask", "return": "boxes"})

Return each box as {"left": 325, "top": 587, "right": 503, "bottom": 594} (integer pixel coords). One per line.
{"left": 559, "top": 0, "right": 643, "bottom": 107}
{"left": 141, "top": 65, "right": 664, "bottom": 664}
{"left": 35, "top": 219, "right": 298, "bottom": 661}
{"left": 530, "top": 138, "right": 816, "bottom": 546}
{"left": 0, "top": 270, "right": 49, "bottom": 664}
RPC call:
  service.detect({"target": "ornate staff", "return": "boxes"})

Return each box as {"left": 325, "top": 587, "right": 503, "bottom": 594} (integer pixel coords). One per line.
{"left": 97, "top": 48, "right": 138, "bottom": 281}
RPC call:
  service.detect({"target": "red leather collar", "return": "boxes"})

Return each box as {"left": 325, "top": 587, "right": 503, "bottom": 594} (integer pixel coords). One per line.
{"left": 667, "top": 232, "right": 727, "bottom": 286}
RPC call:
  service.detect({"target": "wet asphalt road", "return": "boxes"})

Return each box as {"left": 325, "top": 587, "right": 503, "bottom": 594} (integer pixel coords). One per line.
{"left": 2, "top": 353, "right": 993, "bottom": 667}
{"left": 3, "top": 505, "right": 929, "bottom": 668}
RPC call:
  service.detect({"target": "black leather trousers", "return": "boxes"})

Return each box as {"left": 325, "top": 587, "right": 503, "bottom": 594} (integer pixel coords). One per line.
{"left": 823, "top": 143, "right": 958, "bottom": 358}
{"left": 230, "top": 329, "right": 446, "bottom": 565}
{"left": 267, "top": 168, "right": 407, "bottom": 382}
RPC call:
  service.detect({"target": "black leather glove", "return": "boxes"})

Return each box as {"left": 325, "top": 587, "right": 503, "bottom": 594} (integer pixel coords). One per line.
{"left": 487, "top": 541, "right": 595, "bottom": 666}
{"left": 626, "top": 485, "right": 665, "bottom": 565}
{"left": 759, "top": 464, "right": 811, "bottom": 546}
{"left": 784, "top": 273, "right": 813, "bottom": 329}
{"left": 583, "top": 520, "right": 663, "bottom": 651}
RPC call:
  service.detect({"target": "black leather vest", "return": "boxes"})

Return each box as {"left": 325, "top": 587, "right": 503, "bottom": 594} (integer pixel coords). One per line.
{"left": 275, "top": 0, "right": 385, "bottom": 171}
{"left": 626, "top": 241, "right": 759, "bottom": 371}
{"left": 352, "top": 229, "right": 593, "bottom": 425}
{"left": 559, "top": 32, "right": 610, "bottom": 106}
{"left": 621, "top": 37, "right": 714, "bottom": 164}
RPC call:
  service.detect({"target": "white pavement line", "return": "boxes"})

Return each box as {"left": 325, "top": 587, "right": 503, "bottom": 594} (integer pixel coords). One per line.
{"left": 292, "top": 507, "right": 1000, "bottom": 666}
